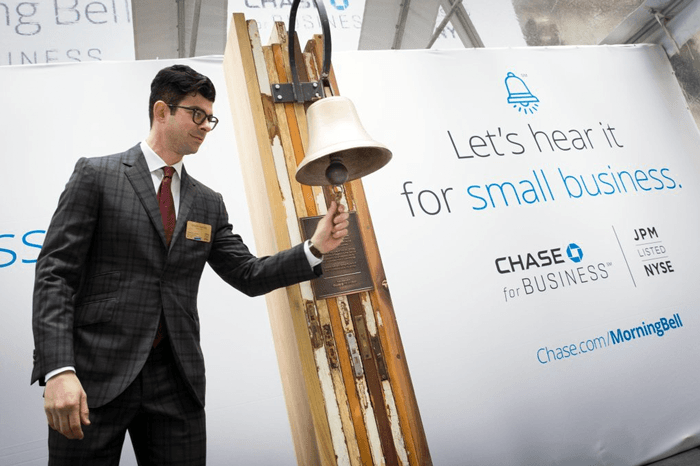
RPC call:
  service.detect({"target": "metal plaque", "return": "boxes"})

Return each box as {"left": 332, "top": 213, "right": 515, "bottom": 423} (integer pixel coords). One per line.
{"left": 300, "top": 212, "right": 374, "bottom": 300}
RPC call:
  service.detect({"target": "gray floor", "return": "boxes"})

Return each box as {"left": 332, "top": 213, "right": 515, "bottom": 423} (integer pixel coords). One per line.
{"left": 645, "top": 447, "right": 700, "bottom": 465}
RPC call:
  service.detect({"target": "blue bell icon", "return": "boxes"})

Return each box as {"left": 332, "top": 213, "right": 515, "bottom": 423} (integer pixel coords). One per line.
{"left": 505, "top": 72, "right": 539, "bottom": 113}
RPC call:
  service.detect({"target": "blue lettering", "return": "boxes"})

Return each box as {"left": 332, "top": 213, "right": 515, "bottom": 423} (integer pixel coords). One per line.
{"left": 486, "top": 181, "right": 520, "bottom": 207}
{"left": 660, "top": 168, "right": 677, "bottom": 189}
{"left": 0, "top": 234, "right": 17, "bottom": 268}
{"left": 654, "top": 321, "right": 664, "bottom": 337}
{"left": 21, "top": 229, "right": 45, "bottom": 264}
{"left": 609, "top": 329, "right": 623, "bottom": 344}
{"left": 467, "top": 185, "right": 487, "bottom": 211}
{"left": 648, "top": 169, "right": 664, "bottom": 190}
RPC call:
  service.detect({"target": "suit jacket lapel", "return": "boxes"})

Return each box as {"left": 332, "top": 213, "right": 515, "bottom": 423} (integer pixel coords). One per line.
{"left": 123, "top": 145, "right": 169, "bottom": 248}
{"left": 171, "top": 166, "right": 197, "bottom": 250}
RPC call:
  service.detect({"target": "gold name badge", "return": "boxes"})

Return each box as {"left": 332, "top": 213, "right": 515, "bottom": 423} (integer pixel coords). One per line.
{"left": 186, "top": 221, "right": 212, "bottom": 243}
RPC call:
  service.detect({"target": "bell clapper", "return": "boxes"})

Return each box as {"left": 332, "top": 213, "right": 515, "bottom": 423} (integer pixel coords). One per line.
{"left": 325, "top": 156, "right": 348, "bottom": 185}
{"left": 325, "top": 157, "right": 348, "bottom": 224}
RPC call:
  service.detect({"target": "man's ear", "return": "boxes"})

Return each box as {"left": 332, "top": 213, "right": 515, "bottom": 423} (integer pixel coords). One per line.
{"left": 153, "top": 100, "right": 169, "bottom": 124}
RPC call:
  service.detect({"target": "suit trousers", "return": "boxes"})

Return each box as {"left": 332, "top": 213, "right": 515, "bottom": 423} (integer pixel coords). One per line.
{"left": 48, "top": 340, "right": 206, "bottom": 466}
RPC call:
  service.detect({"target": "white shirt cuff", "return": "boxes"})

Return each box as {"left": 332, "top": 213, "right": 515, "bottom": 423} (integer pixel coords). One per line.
{"left": 304, "top": 240, "right": 323, "bottom": 269}
{"left": 45, "top": 366, "right": 75, "bottom": 383}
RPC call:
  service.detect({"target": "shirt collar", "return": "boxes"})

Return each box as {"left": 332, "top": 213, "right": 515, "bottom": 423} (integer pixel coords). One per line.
{"left": 140, "top": 140, "right": 184, "bottom": 178}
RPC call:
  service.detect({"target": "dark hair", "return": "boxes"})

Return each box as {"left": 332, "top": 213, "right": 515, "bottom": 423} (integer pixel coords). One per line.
{"left": 148, "top": 64, "right": 216, "bottom": 127}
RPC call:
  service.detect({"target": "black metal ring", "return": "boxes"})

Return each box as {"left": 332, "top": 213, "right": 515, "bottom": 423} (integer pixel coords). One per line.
{"left": 288, "top": 0, "right": 332, "bottom": 102}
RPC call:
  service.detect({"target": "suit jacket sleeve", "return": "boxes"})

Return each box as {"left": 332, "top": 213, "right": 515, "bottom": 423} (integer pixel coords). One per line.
{"left": 206, "top": 193, "right": 319, "bottom": 297}
{"left": 32, "top": 158, "right": 99, "bottom": 385}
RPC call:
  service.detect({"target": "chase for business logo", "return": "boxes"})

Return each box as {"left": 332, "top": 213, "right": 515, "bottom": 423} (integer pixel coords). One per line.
{"left": 497, "top": 242, "right": 612, "bottom": 303}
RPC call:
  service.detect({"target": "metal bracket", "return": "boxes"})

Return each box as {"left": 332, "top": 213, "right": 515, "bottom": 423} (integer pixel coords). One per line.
{"left": 270, "top": 0, "right": 332, "bottom": 104}
{"left": 272, "top": 81, "right": 325, "bottom": 103}
{"left": 346, "top": 331, "right": 364, "bottom": 378}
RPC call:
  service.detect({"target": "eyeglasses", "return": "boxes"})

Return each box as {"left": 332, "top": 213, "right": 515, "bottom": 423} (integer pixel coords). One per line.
{"left": 168, "top": 105, "right": 219, "bottom": 130}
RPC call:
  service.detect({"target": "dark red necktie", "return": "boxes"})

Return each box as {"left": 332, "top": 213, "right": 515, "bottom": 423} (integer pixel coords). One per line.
{"left": 154, "top": 166, "right": 175, "bottom": 348}
{"left": 157, "top": 166, "right": 176, "bottom": 246}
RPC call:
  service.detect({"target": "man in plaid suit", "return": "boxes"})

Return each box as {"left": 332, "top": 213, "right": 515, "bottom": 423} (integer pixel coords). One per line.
{"left": 31, "top": 64, "right": 348, "bottom": 465}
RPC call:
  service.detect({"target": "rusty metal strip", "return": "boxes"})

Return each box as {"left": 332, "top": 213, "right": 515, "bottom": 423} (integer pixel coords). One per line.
{"left": 326, "top": 298, "right": 376, "bottom": 466}
{"left": 347, "top": 294, "right": 400, "bottom": 466}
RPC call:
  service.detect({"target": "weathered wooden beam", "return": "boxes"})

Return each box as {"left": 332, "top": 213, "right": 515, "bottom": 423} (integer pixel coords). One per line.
{"left": 224, "top": 15, "right": 324, "bottom": 466}
{"left": 264, "top": 25, "right": 353, "bottom": 466}
{"left": 223, "top": 12, "right": 432, "bottom": 466}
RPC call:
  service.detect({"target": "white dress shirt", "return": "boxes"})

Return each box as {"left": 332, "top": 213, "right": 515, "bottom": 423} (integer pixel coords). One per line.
{"left": 140, "top": 141, "right": 184, "bottom": 216}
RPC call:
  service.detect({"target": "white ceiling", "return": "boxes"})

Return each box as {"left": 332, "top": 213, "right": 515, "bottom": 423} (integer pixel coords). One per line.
{"left": 131, "top": 0, "right": 700, "bottom": 60}
{"left": 132, "top": 0, "right": 485, "bottom": 60}
{"left": 133, "top": 0, "right": 227, "bottom": 60}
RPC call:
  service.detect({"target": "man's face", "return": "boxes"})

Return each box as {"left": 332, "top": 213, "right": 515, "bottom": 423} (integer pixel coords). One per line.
{"left": 164, "top": 92, "right": 214, "bottom": 157}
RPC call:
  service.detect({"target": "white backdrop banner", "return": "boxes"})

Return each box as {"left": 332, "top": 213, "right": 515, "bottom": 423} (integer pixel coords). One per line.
{"left": 0, "top": 0, "right": 134, "bottom": 66}
{"left": 335, "top": 44, "right": 700, "bottom": 465}
{"left": 2, "top": 44, "right": 700, "bottom": 466}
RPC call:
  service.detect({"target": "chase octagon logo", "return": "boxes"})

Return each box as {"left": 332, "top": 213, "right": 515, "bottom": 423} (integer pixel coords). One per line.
{"left": 330, "top": 0, "right": 350, "bottom": 10}
{"left": 566, "top": 243, "right": 584, "bottom": 263}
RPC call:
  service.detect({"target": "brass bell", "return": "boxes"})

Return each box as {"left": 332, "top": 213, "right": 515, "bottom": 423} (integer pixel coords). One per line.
{"left": 296, "top": 96, "right": 392, "bottom": 186}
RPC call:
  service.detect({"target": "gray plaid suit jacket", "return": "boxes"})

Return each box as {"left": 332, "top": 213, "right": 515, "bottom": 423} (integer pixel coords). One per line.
{"left": 31, "top": 144, "right": 318, "bottom": 408}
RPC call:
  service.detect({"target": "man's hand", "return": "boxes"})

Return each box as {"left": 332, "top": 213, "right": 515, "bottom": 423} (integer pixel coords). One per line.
{"left": 44, "top": 371, "right": 90, "bottom": 440}
{"left": 310, "top": 201, "right": 350, "bottom": 254}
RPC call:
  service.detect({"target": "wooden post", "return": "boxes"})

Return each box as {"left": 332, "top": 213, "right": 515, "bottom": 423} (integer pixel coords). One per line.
{"left": 223, "top": 13, "right": 432, "bottom": 466}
